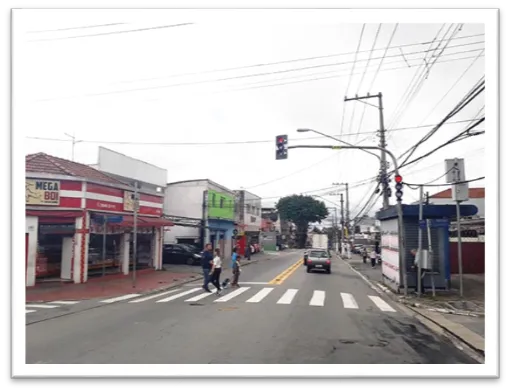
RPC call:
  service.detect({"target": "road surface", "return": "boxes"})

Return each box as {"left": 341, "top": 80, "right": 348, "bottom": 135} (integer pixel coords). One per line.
{"left": 26, "top": 250, "right": 477, "bottom": 364}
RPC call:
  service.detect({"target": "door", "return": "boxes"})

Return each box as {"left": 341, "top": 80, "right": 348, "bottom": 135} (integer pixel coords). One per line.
{"left": 61, "top": 237, "right": 73, "bottom": 280}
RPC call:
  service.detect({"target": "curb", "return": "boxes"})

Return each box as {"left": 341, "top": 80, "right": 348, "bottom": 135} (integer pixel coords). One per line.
{"left": 406, "top": 306, "right": 485, "bottom": 359}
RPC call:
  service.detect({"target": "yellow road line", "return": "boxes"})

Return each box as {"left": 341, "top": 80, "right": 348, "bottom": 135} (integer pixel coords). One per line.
{"left": 268, "top": 259, "right": 303, "bottom": 285}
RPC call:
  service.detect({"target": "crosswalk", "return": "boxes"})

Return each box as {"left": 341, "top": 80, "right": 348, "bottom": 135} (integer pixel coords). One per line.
{"left": 98, "top": 286, "right": 397, "bottom": 312}
{"left": 26, "top": 300, "right": 81, "bottom": 314}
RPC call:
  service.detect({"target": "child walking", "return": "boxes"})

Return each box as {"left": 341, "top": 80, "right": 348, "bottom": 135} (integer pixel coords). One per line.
{"left": 231, "top": 246, "right": 241, "bottom": 288}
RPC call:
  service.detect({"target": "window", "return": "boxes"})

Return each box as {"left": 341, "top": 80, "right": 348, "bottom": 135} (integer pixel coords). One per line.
{"left": 220, "top": 197, "right": 225, "bottom": 208}
{"left": 310, "top": 251, "right": 328, "bottom": 258}
{"left": 211, "top": 194, "right": 216, "bottom": 208}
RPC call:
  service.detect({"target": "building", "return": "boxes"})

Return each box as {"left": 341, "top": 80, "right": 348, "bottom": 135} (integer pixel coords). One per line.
{"left": 233, "top": 190, "right": 261, "bottom": 254}
{"left": 25, "top": 153, "right": 172, "bottom": 287}
{"left": 164, "top": 179, "right": 236, "bottom": 258}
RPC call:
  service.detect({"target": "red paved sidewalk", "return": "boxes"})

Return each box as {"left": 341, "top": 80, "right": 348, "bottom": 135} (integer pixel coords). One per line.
{"left": 26, "top": 269, "right": 200, "bottom": 302}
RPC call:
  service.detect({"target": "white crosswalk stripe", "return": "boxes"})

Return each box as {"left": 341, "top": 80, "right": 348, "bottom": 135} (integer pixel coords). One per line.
{"left": 340, "top": 292, "right": 358, "bottom": 309}
{"left": 157, "top": 288, "right": 202, "bottom": 303}
{"left": 368, "top": 295, "right": 396, "bottom": 312}
{"left": 130, "top": 289, "right": 181, "bottom": 303}
{"left": 48, "top": 300, "right": 80, "bottom": 305}
{"left": 246, "top": 288, "right": 274, "bottom": 303}
{"left": 277, "top": 289, "right": 298, "bottom": 305}
{"left": 26, "top": 304, "right": 59, "bottom": 309}
{"left": 186, "top": 289, "right": 217, "bottom": 302}
{"left": 100, "top": 294, "right": 141, "bottom": 303}
{"left": 214, "top": 287, "right": 251, "bottom": 302}
{"left": 309, "top": 290, "right": 325, "bottom": 307}
{"left": 26, "top": 309, "right": 36, "bottom": 314}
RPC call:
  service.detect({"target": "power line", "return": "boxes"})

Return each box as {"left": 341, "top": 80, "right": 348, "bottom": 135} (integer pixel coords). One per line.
{"left": 40, "top": 40, "right": 484, "bottom": 101}
{"left": 29, "top": 23, "right": 194, "bottom": 42}
{"left": 25, "top": 118, "right": 482, "bottom": 146}
{"left": 27, "top": 23, "right": 127, "bottom": 33}
{"left": 404, "top": 176, "right": 485, "bottom": 188}
{"left": 112, "top": 32, "right": 482, "bottom": 85}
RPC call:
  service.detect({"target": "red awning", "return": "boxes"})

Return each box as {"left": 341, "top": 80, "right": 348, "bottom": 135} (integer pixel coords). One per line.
{"left": 26, "top": 210, "right": 82, "bottom": 218}
{"left": 108, "top": 215, "right": 174, "bottom": 228}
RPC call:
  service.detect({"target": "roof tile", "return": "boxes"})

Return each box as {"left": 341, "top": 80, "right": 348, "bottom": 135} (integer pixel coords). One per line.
{"left": 26, "top": 153, "right": 127, "bottom": 186}
{"left": 430, "top": 187, "right": 485, "bottom": 199}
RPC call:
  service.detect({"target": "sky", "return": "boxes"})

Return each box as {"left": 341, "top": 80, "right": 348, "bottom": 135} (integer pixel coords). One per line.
{"left": 15, "top": 10, "right": 486, "bottom": 221}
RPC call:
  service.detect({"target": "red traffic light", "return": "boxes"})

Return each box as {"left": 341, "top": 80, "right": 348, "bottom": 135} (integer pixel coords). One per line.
{"left": 395, "top": 175, "right": 403, "bottom": 183}
{"left": 278, "top": 137, "right": 284, "bottom": 143}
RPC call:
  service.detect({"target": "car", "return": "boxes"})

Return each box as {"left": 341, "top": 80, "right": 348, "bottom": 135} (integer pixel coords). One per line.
{"left": 305, "top": 248, "right": 331, "bottom": 274}
{"left": 163, "top": 244, "right": 202, "bottom": 266}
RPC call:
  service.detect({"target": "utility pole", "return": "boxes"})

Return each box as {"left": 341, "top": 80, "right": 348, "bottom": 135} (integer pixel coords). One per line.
{"left": 132, "top": 181, "right": 140, "bottom": 288}
{"left": 344, "top": 92, "right": 389, "bottom": 209}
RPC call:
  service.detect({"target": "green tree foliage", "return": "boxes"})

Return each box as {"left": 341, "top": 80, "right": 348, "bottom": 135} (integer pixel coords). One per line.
{"left": 276, "top": 195, "right": 328, "bottom": 248}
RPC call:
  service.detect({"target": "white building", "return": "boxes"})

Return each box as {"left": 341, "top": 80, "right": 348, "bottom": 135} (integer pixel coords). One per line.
{"left": 164, "top": 179, "right": 236, "bottom": 258}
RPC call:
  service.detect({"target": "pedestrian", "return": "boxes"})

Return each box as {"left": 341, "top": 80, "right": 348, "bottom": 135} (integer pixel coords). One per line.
{"left": 231, "top": 246, "right": 241, "bottom": 288}
{"left": 362, "top": 247, "right": 368, "bottom": 264}
{"left": 201, "top": 243, "right": 214, "bottom": 292}
{"left": 245, "top": 244, "right": 251, "bottom": 261}
{"left": 210, "top": 248, "right": 223, "bottom": 295}
{"left": 370, "top": 248, "right": 377, "bottom": 268}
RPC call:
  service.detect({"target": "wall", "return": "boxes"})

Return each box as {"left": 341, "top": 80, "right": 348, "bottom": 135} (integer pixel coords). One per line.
{"left": 242, "top": 190, "right": 261, "bottom": 232}
{"left": 208, "top": 189, "right": 235, "bottom": 220}
{"left": 449, "top": 242, "right": 485, "bottom": 274}
{"left": 25, "top": 216, "right": 39, "bottom": 287}
{"left": 163, "top": 180, "right": 207, "bottom": 243}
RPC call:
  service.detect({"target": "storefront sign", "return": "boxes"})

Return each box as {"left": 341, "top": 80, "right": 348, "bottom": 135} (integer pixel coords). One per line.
{"left": 39, "top": 224, "right": 75, "bottom": 235}
{"left": 26, "top": 180, "right": 60, "bottom": 205}
{"left": 124, "top": 191, "right": 135, "bottom": 211}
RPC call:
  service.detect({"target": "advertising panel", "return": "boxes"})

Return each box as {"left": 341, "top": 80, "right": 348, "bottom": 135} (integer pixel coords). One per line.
{"left": 26, "top": 179, "right": 60, "bottom": 206}
{"left": 381, "top": 234, "right": 400, "bottom": 285}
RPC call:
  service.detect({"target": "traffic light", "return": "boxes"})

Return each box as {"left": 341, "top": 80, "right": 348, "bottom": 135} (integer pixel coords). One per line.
{"left": 395, "top": 174, "right": 403, "bottom": 203}
{"left": 275, "top": 134, "right": 288, "bottom": 160}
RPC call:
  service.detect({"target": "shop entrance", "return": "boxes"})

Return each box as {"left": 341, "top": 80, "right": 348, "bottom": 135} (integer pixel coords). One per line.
{"left": 88, "top": 233, "right": 123, "bottom": 276}
{"left": 36, "top": 220, "right": 75, "bottom": 281}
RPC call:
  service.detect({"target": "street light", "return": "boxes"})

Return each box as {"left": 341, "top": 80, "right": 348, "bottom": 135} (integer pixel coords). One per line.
{"left": 295, "top": 128, "right": 408, "bottom": 295}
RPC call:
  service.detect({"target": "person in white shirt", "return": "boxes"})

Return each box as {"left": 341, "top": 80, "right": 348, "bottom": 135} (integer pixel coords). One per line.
{"left": 370, "top": 249, "right": 377, "bottom": 268}
{"left": 210, "top": 248, "right": 223, "bottom": 295}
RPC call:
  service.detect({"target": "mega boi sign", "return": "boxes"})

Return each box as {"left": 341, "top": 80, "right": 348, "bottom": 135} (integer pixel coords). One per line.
{"left": 26, "top": 180, "right": 61, "bottom": 205}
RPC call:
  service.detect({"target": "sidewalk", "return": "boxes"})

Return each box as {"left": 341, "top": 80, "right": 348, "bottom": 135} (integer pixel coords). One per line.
{"left": 26, "top": 250, "right": 281, "bottom": 302}
{"left": 344, "top": 254, "right": 485, "bottom": 353}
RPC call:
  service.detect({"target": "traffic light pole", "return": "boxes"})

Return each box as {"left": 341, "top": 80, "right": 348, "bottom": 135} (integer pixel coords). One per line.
{"left": 288, "top": 143, "right": 408, "bottom": 295}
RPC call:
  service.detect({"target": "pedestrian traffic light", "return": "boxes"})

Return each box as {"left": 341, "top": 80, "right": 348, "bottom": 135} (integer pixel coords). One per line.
{"left": 275, "top": 134, "right": 288, "bottom": 160}
{"left": 395, "top": 174, "right": 403, "bottom": 203}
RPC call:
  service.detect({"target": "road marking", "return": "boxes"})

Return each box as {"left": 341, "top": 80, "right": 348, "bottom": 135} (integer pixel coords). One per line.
{"left": 184, "top": 282, "right": 268, "bottom": 286}
{"left": 26, "top": 309, "right": 36, "bottom": 313}
{"left": 277, "top": 289, "right": 298, "bottom": 304}
{"left": 368, "top": 295, "right": 396, "bottom": 312}
{"left": 186, "top": 289, "right": 218, "bottom": 302}
{"left": 157, "top": 287, "right": 202, "bottom": 302}
{"left": 268, "top": 259, "right": 303, "bottom": 285}
{"left": 25, "top": 304, "right": 59, "bottom": 309}
{"left": 100, "top": 294, "right": 141, "bottom": 303}
{"left": 48, "top": 300, "right": 80, "bottom": 305}
{"left": 214, "top": 287, "right": 250, "bottom": 302}
{"left": 246, "top": 288, "right": 274, "bottom": 303}
{"left": 309, "top": 290, "right": 325, "bottom": 307}
{"left": 340, "top": 292, "right": 359, "bottom": 309}
{"left": 129, "top": 289, "right": 181, "bottom": 303}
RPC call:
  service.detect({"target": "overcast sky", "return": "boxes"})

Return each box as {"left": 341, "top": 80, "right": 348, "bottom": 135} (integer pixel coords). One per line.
{"left": 15, "top": 10, "right": 486, "bottom": 219}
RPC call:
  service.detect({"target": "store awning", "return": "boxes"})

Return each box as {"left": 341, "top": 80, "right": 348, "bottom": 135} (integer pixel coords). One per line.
{"left": 108, "top": 215, "right": 174, "bottom": 228}
{"left": 26, "top": 210, "right": 82, "bottom": 218}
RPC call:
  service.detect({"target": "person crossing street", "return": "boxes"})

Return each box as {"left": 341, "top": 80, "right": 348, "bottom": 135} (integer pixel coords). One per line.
{"left": 201, "top": 243, "right": 214, "bottom": 292}
{"left": 210, "top": 248, "right": 223, "bottom": 295}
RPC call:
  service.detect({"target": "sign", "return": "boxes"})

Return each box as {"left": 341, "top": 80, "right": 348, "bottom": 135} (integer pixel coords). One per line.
{"left": 26, "top": 180, "right": 60, "bottom": 206}
{"left": 92, "top": 215, "right": 124, "bottom": 224}
{"left": 123, "top": 191, "right": 135, "bottom": 211}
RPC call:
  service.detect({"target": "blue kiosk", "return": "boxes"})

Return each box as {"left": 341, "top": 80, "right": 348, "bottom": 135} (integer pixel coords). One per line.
{"left": 376, "top": 204, "right": 478, "bottom": 293}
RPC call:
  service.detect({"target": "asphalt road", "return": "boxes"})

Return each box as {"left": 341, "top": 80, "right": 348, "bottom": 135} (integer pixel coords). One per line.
{"left": 26, "top": 250, "right": 477, "bottom": 364}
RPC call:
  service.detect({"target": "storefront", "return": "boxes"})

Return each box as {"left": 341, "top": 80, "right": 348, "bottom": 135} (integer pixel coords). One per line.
{"left": 26, "top": 153, "right": 173, "bottom": 286}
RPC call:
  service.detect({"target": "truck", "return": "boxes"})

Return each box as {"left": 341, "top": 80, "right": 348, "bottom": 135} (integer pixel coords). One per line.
{"left": 311, "top": 233, "right": 328, "bottom": 250}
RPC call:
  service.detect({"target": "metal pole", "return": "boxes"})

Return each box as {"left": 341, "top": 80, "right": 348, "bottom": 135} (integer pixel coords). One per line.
{"left": 333, "top": 208, "right": 338, "bottom": 253}
{"left": 340, "top": 194, "right": 345, "bottom": 257}
{"left": 102, "top": 217, "right": 107, "bottom": 277}
{"left": 132, "top": 181, "right": 139, "bottom": 288}
{"left": 426, "top": 219, "right": 435, "bottom": 297}
{"left": 345, "top": 182, "right": 350, "bottom": 252}
{"left": 456, "top": 201, "right": 464, "bottom": 298}
{"left": 377, "top": 93, "right": 389, "bottom": 209}
{"left": 417, "top": 185, "right": 424, "bottom": 297}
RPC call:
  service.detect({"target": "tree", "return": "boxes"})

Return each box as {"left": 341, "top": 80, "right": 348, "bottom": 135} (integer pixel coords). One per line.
{"left": 276, "top": 195, "right": 329, "bottom": 248}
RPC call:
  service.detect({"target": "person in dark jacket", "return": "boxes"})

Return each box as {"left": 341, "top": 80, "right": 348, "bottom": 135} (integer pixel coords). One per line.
{"left": 245, "top": 244, "right": 251, "bottom": 261}
{"left": 201, "top": 243, "right": 214, "bottom": 292}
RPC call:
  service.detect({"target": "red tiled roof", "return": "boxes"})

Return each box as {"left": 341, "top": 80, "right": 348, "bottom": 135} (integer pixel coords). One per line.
{"left": 430, "top": 187, "right": 485, "bottom": 199}
{"left": 26, "top": 153, "right": 126, "bottom": 186}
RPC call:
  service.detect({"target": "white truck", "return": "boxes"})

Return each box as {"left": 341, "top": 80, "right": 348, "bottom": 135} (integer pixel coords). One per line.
{"left": 311, "top": 233, "right": 329, "bottom": 250}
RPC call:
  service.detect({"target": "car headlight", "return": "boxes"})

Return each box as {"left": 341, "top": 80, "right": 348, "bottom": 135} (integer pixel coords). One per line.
{"left": 194, "top": 254, "right": 201, "bottom": 258}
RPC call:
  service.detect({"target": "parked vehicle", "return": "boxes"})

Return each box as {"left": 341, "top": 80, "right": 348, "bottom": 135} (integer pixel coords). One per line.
{"left": 305, "top": 248, "right": 331, "bottom": 274}
{"left": 163, "top": 244, "right": 202, "bottom": 266}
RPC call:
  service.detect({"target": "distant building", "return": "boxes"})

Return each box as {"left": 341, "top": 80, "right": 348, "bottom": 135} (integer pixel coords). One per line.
{"left": 427, "top": 187, "right": 485, "bottom": 219}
